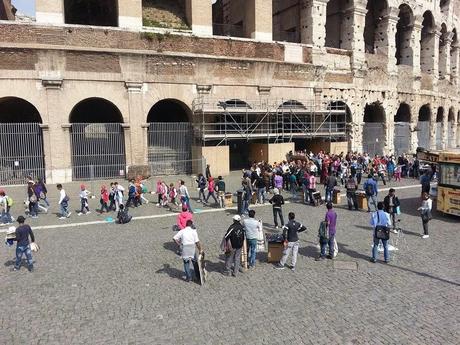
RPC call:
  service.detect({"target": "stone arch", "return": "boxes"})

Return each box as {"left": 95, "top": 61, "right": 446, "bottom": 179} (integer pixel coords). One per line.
{"left": 64, "top": 0, "right": 118, "bottom": 27}
{"left": 325, "top": 0, "right": 353, "bottom": 49}
{"left": 69, "top": 97, "right": 123, "bottom": 123}
{"left": 420, "top": 11, "right": 436, "bottom": 74}
{"left": 439, "top": 23, "right": 449, "bottom": 78}
{"left": 394, "top": 102, "right": 411, "bottom": 154}
{"left": 0, "top": 97, "right": 45, "bottom": 184}
{"left": 395, "top": 4, "right": 414, "bottom": 66}
{"left": 327, "top": 100, "right": 352, "bottom": 148}
{"left": 436, "top": 107, "right": 445, "bottom": 149}
{"left": 440, "top": 0, "right": 450, "bottom": 15}
{"left": 279, "top": 100, "right": 306, "bottom": 109}
{"left": 364, "top": 0, "right": 388, "bottom": 54}
{"left": 0, "top": 97, "right": 42, "bottom": 123}
{"left": 417, "top": 104, "right": 431, "bottom": 149}
{"left": 363, "top": 102, "right": 386, "bottom": 155}
{"left": 147, "top": 99, "right": 191, "bottom": 123}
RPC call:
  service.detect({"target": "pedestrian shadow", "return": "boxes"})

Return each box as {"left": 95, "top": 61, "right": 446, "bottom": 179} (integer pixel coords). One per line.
{"left": 298, "top": 244, "right": 319, "bottom": 259}
{"left": 204, "top": 260, "right": 224, "bottom": 275}
{"left": 155, "top": 263, "right": 184, "bottom": 280}
{"left": 4, "top": 259, "right": 15, "bottom": 267}
{"left": 337, "top": 243, "right": 370, "bottom": 261}
{"left": 163, "top": 241, "right": 180, "bottom": 255}
{"left": 385, "top": 263, "right": 460, "bottom": 287}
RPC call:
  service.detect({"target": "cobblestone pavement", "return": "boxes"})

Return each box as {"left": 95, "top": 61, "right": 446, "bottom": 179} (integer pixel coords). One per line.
{"left": 0, "top": 181, "right": 459, "bottom": 345}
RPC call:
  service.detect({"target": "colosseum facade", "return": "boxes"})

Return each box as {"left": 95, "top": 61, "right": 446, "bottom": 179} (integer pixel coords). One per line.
{"left": 0, "top": 0, "right": 459, "bottom": 183}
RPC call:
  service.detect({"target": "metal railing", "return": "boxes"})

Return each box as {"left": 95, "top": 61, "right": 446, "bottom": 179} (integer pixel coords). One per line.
{"left": 212, "top": 23, "right": 245, "bottom": 38}
{"left": 149, "top": 158, "right": 206, "bottom": 177}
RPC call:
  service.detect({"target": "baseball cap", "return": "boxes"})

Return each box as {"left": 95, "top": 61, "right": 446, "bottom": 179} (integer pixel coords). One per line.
{"left": 233, "top": 215, "right": 241, "bottom": 221}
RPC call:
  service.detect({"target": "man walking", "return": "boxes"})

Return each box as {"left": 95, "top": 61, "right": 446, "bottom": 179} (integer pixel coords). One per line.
{"left": 383, "top": 188, "right": 400, "bottom": 233}
{"left": 275, "top": 212, "right": 307, "bottom": 271}
{"left": 224, "top": 215, "right": 245, "bottom": 277}
{"left": 173, "top": 219, "right": 202, "bottom": 282}
{"left": 324, "top": 174, "right": 337, "bottom": 203}
{"left": 345, "top": 175, "right": 358, "bottom": 210}
{"left": 269, "top": 188, "right": 285, "bottom": 228}
{"left": 316, "top": 203, "right": 337, "bottom": 260}
{"left": 215, "top": 176, "right": 226, "bottom": 208}
{"left": 243, "top": 210, "right": 262, "bottom": 269}
{"left": 12, "top": 215, "right": 36, "bottom": 272}
{"left": 363, "top": 174, "right": 378, "bottom": 212}
{"left": 370, "top": 202, "right": 392, "bottom": 263}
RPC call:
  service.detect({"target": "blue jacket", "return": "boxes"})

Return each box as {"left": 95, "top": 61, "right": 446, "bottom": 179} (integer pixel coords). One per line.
{"left": 363, "top": 178, "right": 378, "bottom": 196}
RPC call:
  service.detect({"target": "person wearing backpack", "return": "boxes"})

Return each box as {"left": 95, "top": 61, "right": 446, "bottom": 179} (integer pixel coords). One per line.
{"left": 345, "top": 175, "right": 358, "bottom": 211}
{"left": 196, "top": 173, "right": 207, "bottom": 203}
{"left": 215, "top": 176, "right": 226, "bottom": 209}
{"left": 383, "top": 188, "right": 400, "bottom": 233}
{"left": 126, "top": 180, "right": 138, "bottom": 208}
{"left": 275, "top": 212, "right": 307, "bottom": 271}
{"left": 117, "top": 204, "right": 132, "bottom": 224}
{"left": 223, "top": 215, "right": 245, "bottom": 277}
{"left": 370, "top": 202, "right": 392, "bottom": 263}
{"left": 316, "top": 203, "right": 337, "bottom": 261}
{"left": 0, "top": 190, "right": 13, "bottom": 224}
{"left": 269, "top": 188, "right": 285, "bottom": 228}
{"left": 363, "top": 174, "right": 378, "bottom": 212}
{"left": 27, "top": 182, "right": 38, "bottom": 218}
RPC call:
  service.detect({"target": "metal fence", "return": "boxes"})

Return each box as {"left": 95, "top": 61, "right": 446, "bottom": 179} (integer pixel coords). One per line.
{"left": 417, "top": 121, "right": 430, "bottom": 149}
{"left": 436, "top": 122, "right": 442, "bottom": 149}
{"left": 148, "top": 158, "right": 206, "bottom": 177}
{"left": 147, "top": 122, "right": 193, "bottom": 175}
{"left": 394, "top": 122, "right": 411, "bottom": 155}
{"left": 70, "top": 123, "right": 126, "bottom": 180}
{"left": 362, "top": 123, "right": 385, "bottom": 155}
{"left": 212, "top": 23, "right": 245, "bottom": 38}
{"left": 0, "top": 123, "right": 45, "bottom": 185}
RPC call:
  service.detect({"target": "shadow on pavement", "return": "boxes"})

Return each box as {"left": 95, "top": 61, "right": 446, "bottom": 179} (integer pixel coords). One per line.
{"left": 155, "top": 263, "right": 184, "bottom": 280}
{"left": 298, "top": 245, "right": 318, "bottom": 259}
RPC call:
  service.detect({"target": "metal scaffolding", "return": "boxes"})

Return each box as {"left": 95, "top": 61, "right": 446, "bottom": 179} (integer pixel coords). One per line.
{"left": 192, "top": 97, "right": 348, "bottom": 146}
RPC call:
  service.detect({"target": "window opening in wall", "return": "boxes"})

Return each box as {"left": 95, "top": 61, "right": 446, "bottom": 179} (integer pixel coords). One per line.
{"left": 451, "top": 28, "right": 458, "bottom": 78}
{"left": 212, "top": 0, "right": 245, "bottom": 38}
{"left": 64, "top": 0, "right": 118, "bottom": 27}
{"left": 364, "top": 0, "right": 388, "bottom": 54}
{"left": 436, "top": 107, "right": 444, "bottom": 150}
{"left": 448, "top": 107, "right": 455, "bottom": 148}
{"left": 394, "top": 103, "right": 411, "bottom": 155}
{"left": 440, "top": 0, "right": 450, "bottom": 14}
{"left": 417, "top": 104, "right": 431, "bottom": 149}
{"left": 439, "top": 23, "right": 448, "bottom": 78}
{"left": 363, "top": 102, "right": 386, "bottom": 155}
{"left": 420, "top": 11, "right": 435, "bottom": 74}
{"left": 272, "top": 0, "right": 301, "bottom": 43}
{"left": 325, "top": 0, "right": 349, "bottom": 49}
{"left": 395, "top": 4, "right": 414, "bottom": 66}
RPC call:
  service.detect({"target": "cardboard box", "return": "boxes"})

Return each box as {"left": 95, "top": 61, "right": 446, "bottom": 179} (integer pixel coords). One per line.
{"left": 356, "top": 192, "right": 368, "bottom": 210}
{"left": 224, "top": 193, "right": 233, "bottom": 207}
{"left": 333, "top": 189, "right": 341, "bottom": 204}
{"left": 267, "top": 242, "right": 284, "bottom": 263}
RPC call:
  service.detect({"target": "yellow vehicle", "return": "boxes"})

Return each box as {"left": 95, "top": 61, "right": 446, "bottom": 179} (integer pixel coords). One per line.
{"left": 437, "top": 151, "right": 460, "bottom": 216}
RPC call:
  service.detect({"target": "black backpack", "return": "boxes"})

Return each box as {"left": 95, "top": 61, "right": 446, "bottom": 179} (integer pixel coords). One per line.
{"left": 365, "top": 182, "right": 374, "bottom": 196}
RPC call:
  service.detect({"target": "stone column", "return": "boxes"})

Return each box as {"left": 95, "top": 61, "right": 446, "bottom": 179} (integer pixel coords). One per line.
{"left": 118, "top": 0, "right": 142, "bottom": 29}
{"left": 429, "top": 104, "right": 437, "bottom": 150}
{"left": 441, "top": 103, "right": 449, "bottom": 149}
{"left": 450, "top": 118, "right": 458, "bottom": 148}
{"left": 439, "top": 34, "right": 452, "bottom": 80}
{"left": 36, "top": 0, "right": 64, "bottom": 24}
{"left": 301, "top": 0, "right": 328, "bottom": 48}
{"left": 380, "top": 7, "right": 399, "bottom": 74}
{"left": 125, "top": 82, "right": 147, "bottom": 166}
{"left": 432, "top": 28, "right": 441, "bottom": 79}
{"left": 450, "top": 44, "right": 460, "bottom": 85}
{"left": 245, "top": 0, "right": 272, "bottom": 41}
{"left": 343, "top": 1, "right": 366, "bottom": 68}
{"left": 185, "top": 0, "right": 213, "bottom": 36}
{"left": 411, "top": 18, "right": 423, "bottom": 76}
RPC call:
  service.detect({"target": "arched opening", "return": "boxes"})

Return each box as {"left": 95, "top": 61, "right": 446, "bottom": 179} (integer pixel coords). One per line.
{"left": 417, "top": 104, "right": 431, "bottom": 149}
{"left": 64, "top": 0, "right": 118, "bottom": 27}
{"left": 147, "top": 99, "right": 193, "bottom": 175}
{"left": 394, "top": 103, "right": 411, "bottom": 155}
{"left": 280, "top": 100, "right": 306, "bottom": 109}
{"left": 420, "top": 11, "right": 435, "bottom": 74}
{"left": 440, "top": 0, "right": 450, "bottom": 14}
{"left": 436, "top": 107, "right": 444, "bottom": 149}
{"left": 69, "top": 98, "right": 125, "bottom": 180}
{"left": 272, "top": 0, "right": 301, "bottom": 43}
{"left": 364, "top": 0, "right": 388, "bottom": 54}
{"left": 212, "top": 0, "right": 245, "bottom": 38}
{"left": 450, "top": 28, "right": 458, "bottom": 78}
{"left": 395, "top": 4, "right": 414, "bottom": 66}
{"left": 448, "top": 107, "right": 455, "bottom": 148}
{"left": 439, "top": 23, "right": 448, "bottom": 78}
{"left": 327, "top": 100, "right": 352, "bottom": 146}
{"left": 363, "top": 102, "right": 385, "bottom": 155}
{"left": 0, "top": 97, "right": 45, "bottom": 185}
{"left": 325, "top": 0, "right": 351, "bottom": 49}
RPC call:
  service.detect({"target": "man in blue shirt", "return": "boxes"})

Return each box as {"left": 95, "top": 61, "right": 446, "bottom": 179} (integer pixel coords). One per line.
{"left": 12, "top": 215, "right": 35, "bottom": 272}
{"left": 370, "top": 202, "right": 392, "bottom": 263}
{"left": 363, "top": 174, "right": 378, "bottom": 212}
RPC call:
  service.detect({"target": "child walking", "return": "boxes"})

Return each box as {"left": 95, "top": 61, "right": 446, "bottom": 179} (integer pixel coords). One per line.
{"left": 78, "top": 184, "right": 91, "bottom": 216}
{"left": 100, "top": 185, "right": 110, "bottom": 213}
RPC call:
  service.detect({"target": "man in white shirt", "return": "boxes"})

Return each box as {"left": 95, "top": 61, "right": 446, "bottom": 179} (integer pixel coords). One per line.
{"left": 57, "top": 184, "right": 71, "bottom": 219}
{"left": 370, "top": 201, "right": 392, "bottom": 263}
{"left": 243, "top": 210, "right": 262, "bottom": 269}
{"left": 173, "top": 220, "right": 202, "bottom": 282}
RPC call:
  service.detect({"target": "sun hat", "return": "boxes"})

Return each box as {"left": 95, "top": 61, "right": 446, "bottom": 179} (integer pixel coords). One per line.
{"left": 233, "top": 215, "right": 241, "bottom": 221}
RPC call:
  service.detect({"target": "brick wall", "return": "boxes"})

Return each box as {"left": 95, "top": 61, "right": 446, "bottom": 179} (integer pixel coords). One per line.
{"left": 0, "top": 49, "right": 37, "bottom": 70}
{"left": 66, "top": 52, "right": 121, "bottom": 73}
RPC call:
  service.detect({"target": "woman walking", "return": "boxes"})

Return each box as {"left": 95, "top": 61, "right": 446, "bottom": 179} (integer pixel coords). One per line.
{"left": 418, "top": 192, "right": 432, "bottom": 239}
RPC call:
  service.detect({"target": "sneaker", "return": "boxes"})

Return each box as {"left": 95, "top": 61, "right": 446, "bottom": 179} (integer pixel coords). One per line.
{"left": 78, "top": 212, "right": 82, "bottom": 216}
{"left": 290, "top": 266, "right": 295, "bottom": 271}
{"left": 59, "top": 216, "right": 66, "bottom": 220}
{"left": 11, "top": 267, "right": 19, "bottom": 272}
{"left": 156, "top": 203, "right": 160, "bottom": 207}
{"left": 67, "top": 212, "right": 71, "bottom": 218}
{"left": 31, "top": 216, "right": 38, "bottom": 219}
{"left": 422, "top": 235, "right": 429, "bottom": 239}
{"left": 369, "top": 258, "right": 377, "bottom": 263}
{"left": 391, "top": 229, "right": 398, "bottom": 234}
{"left": 86, "top": 211, "right": 91, "bottom": 215}
{"left": 274, "top": 263, "right": 285, "bottom": 270}
{"left": 275, "top": 226, "right": 279, "bottom": 229}
{"left": 28, "top": 266, "right": 34, "bottom": 272}
{"left": 315, "top": 256, "right": 326, "bottom": 261}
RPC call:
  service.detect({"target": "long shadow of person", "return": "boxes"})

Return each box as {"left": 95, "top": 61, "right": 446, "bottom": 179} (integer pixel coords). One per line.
{"left": 298, "top": 244, "right": 319, "bottom": 259}
{"left": 163, "top": 241, "right": 180, "bottom": 255}
{"left": 155, "top": 263, "right": 185, "bottom": 281}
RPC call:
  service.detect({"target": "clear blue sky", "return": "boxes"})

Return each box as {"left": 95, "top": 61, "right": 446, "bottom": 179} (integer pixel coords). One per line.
{"left": 12, "top": 0, "right": 35, "bottom": 17}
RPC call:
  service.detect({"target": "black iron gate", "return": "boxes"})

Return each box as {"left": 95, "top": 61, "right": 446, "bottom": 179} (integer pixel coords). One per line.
{"left": 148, "top": 122, "right": 193, "bottom": 175}
{"left": 70, "top": 123, "right": 126, "bottom": 180}
{"left": 0, "top": 123, "right": 45, "bottom": 185}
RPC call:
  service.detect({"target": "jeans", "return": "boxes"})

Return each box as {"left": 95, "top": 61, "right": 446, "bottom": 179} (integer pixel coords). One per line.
{"left": 308, "top": 188, "right": 316, "bottom": 204}
{"left": 225, "top": 247, "right": 242, "bottom": 275}
{"left": 29, "top": 202, "right": 38, "bottom": 217}
{"left": 366, "top": 194, "right": 378, "bottom": 211}
{"left": 183, "top": 258, "right": 196, "bottom": 281}
{"left": 257, "top": 187, "right": 266, "bottom": 204}
{"left": 346, "top": 191, "right": 358, "bottom": 210}
{"left": 247, "top": 239, "right": 257, "bottom": 267}
{"left": 80, "top": 198, "right": 90, "bottom": 213}
{"left": 280, "top": 241, "right": 299, "bottom": 268}
{"left": 60, "top": 201, "right": 69, "bottom": 217}
{"left": 15, "top": 245, "right": 33, "bottom": 269}
{"left": 372, "top": 237, "right": 389, "bottom": 262}
{"left": 205, "top": 191, "right": 218, "bottom": 204}
{"left": 422, "top": 218, "right": 429, "bottom": 235}
{"left": 242, "top": 199, "right": 250, "bottom": 215}
{"left": 1, "top": 208, "right": 12, "bottom": 223}
{"left": 302, "top": 185, "right": 309, "bottom": 203}
{"left": 290, "top": 185, "right": 297, "bottom": 199}
{"left": 41, "top": 195, "right": 50, "bottom": 207}
{"left": 100, "top": 201, "right": 110, "bottom": 213}
{"left": 356, "top": 173, "right": 362, "bottom": 185}
{"left": 218, "top": 192, "right": 225, "bottom": 208}
{"left": 181, "top": 196, "right": 193, "bottom": 213}
{"left": 320, "top": 234, "right": 335, "bottom": 257}
{"left": 378, "top": 173, "right": 386, "bottom": 185}
{"left": 325, "top": 188, "right": 333, "bottom": 203}
{"left": 198, "top": 188, "right": 206, "bottom": 202}
{"left": 273, "top": 208, "right": 284, "bottom": 227}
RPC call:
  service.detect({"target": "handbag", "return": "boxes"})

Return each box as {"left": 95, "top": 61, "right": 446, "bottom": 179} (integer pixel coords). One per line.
{"left": 374, "top": 212, "right": 389, "bottom": 240}
{"left": 220, "top": 228, "right": 233, "bottom": 253}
